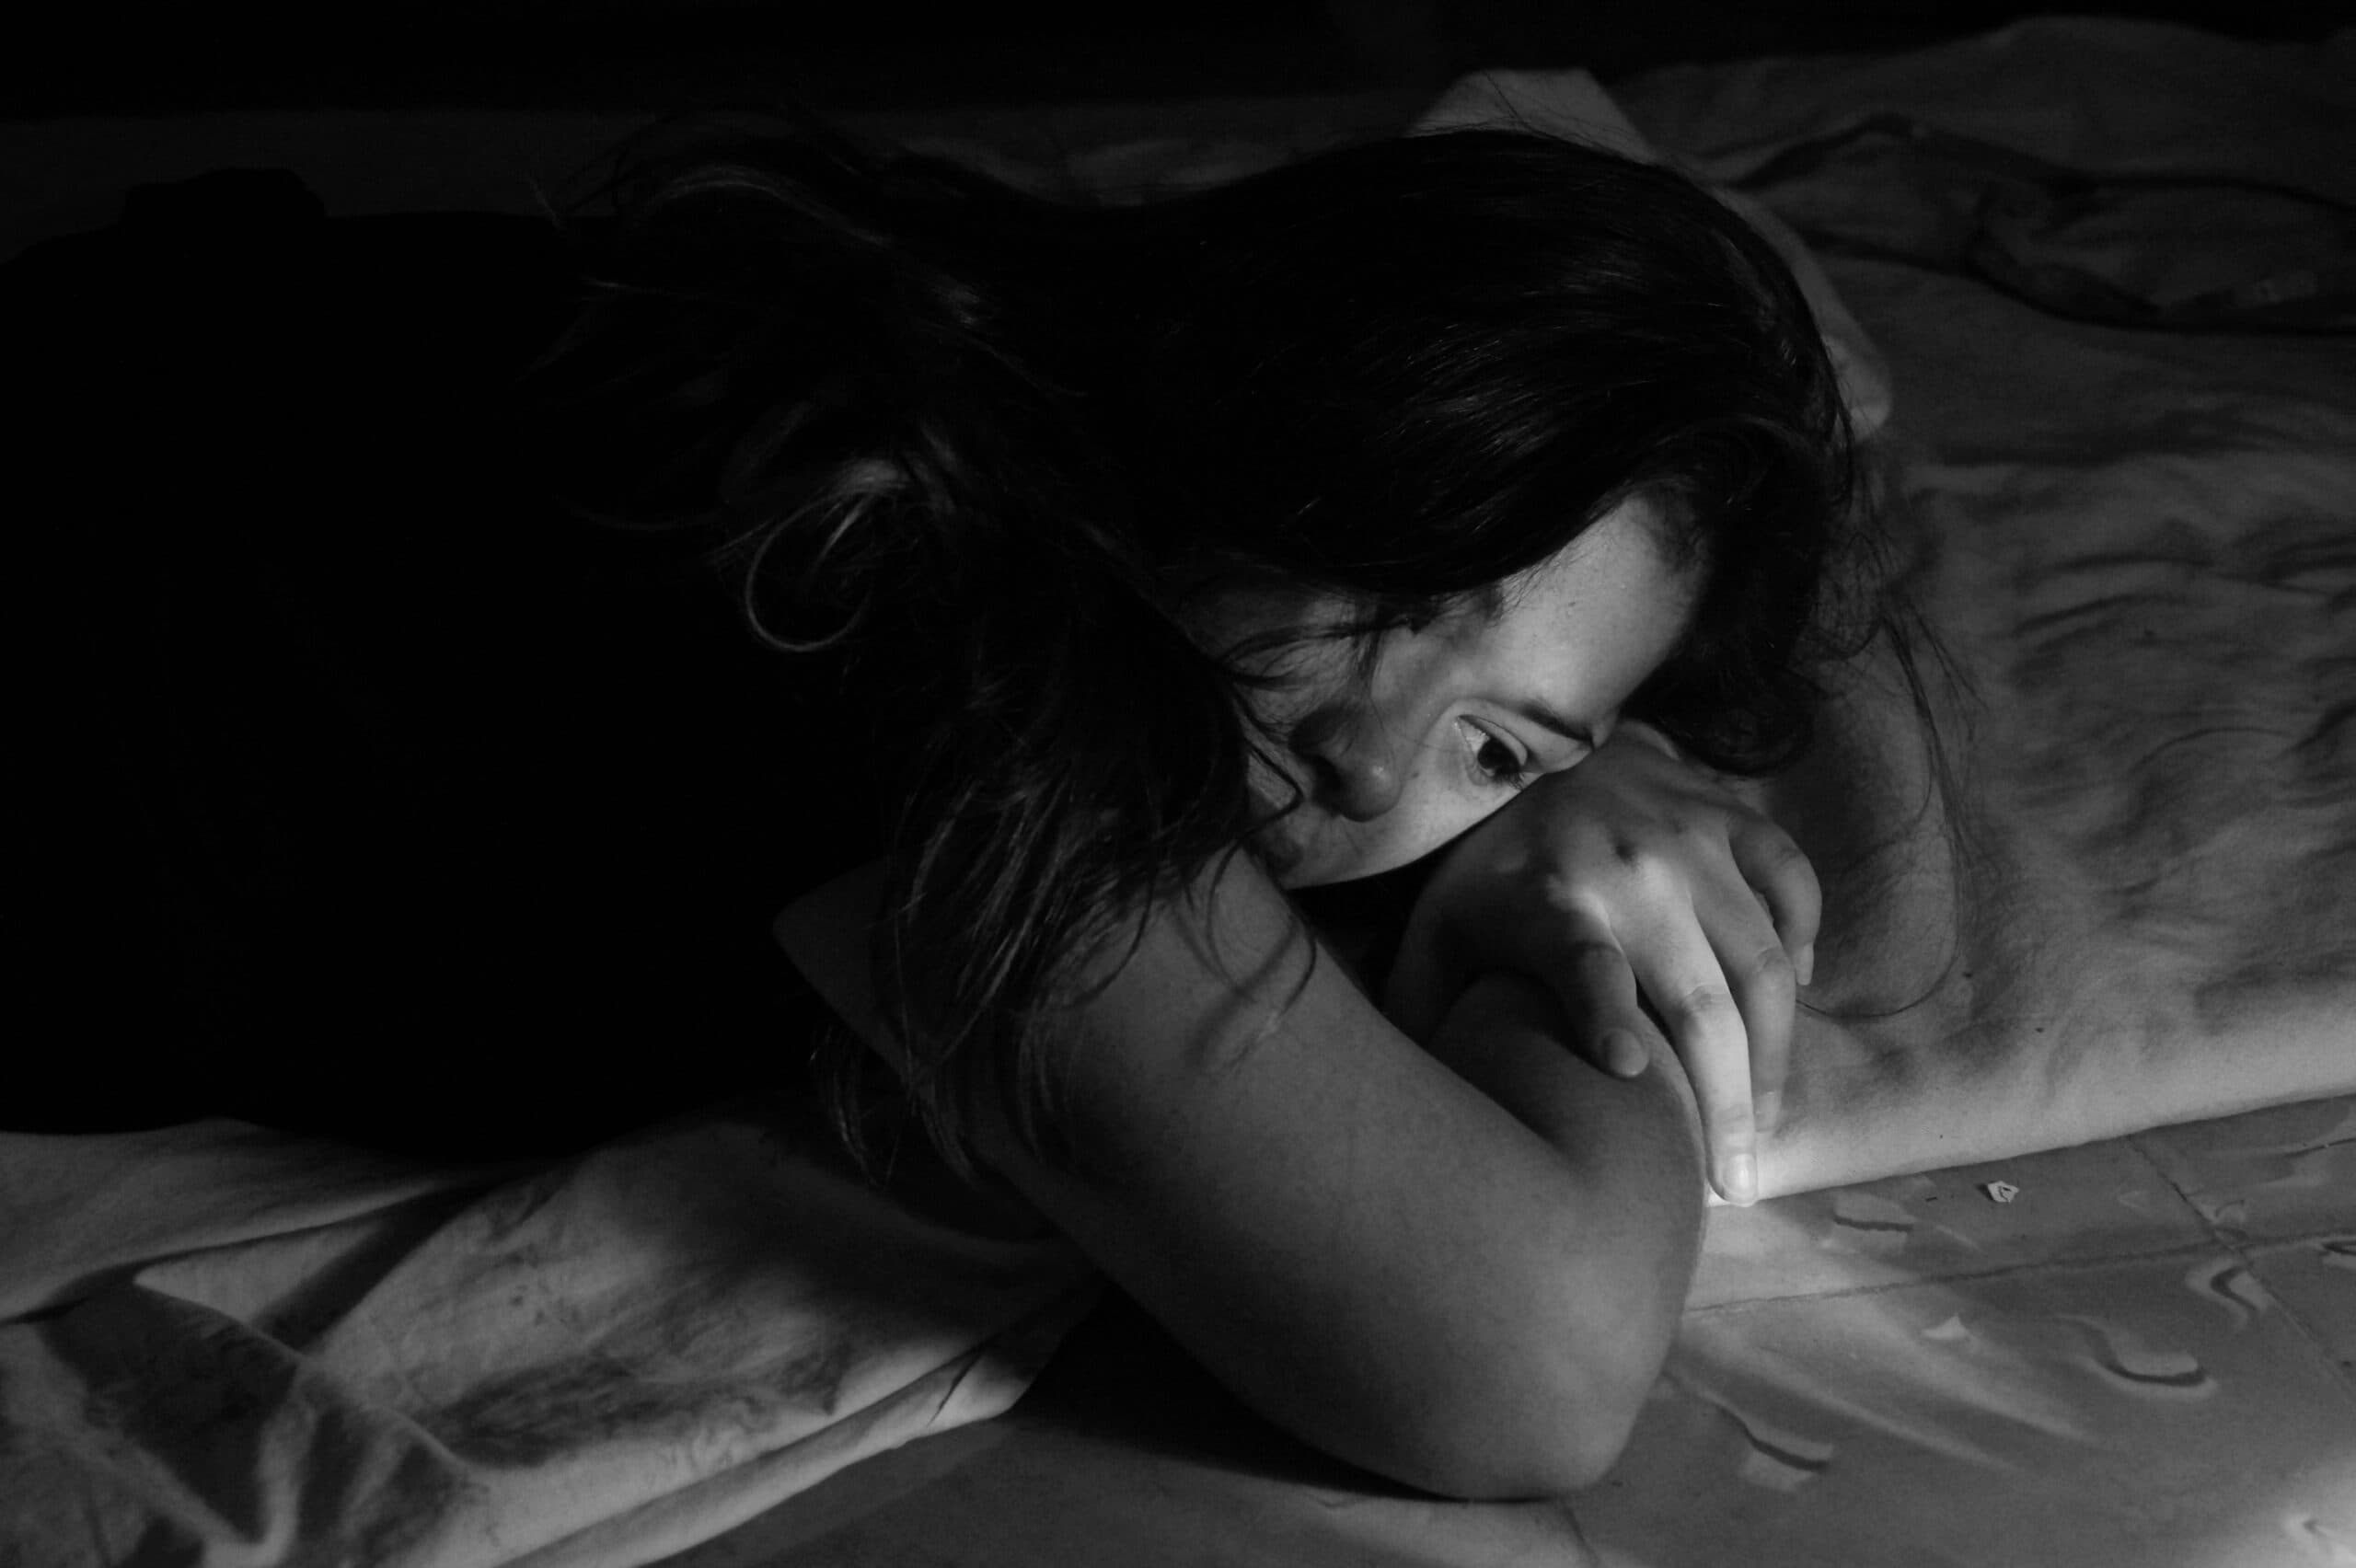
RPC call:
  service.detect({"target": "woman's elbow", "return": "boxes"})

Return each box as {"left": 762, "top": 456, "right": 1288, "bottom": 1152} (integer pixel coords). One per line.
{"left": 1407, "top": 1366, "right": 1655, "bottom": 1500}
{"left": 1441, "top": 1234, "right": 1692, "bottom": 1496}
{"left": 1362, "top": 1313, "right": 1669, "bottom": 1501}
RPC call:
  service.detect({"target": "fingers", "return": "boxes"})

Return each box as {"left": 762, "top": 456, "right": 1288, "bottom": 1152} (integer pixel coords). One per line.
{"left": 1702, "top": 904, "right": 1798, "bottom": 1143}
{"left": 1730, "top": 824, "right": 1822, "bottom": 986}
{"left": 1621, "top": 921, "right": 1758, "bottom": 1205}
{"left": 1539, "top": 933, "right": 1654, "bottom": 1079}
{"left": 1723, "top": 824, "right": 1814, "bottom": 1137}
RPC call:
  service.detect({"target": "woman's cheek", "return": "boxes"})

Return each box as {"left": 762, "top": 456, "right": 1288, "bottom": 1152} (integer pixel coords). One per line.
{"left": 1284, "top": 781, "right": 1504, "bottom": 889}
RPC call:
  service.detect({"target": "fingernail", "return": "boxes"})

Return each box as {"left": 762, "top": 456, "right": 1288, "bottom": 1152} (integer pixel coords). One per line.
{"left": 1725, "top": 1151, "right": 1758, "bottom": 1206}
{"left": 1603, "top": 1030, "right": 1646, "bottom": 1078}
{"left": 1796, "top": 944, "right": 1816, "bottom": 987}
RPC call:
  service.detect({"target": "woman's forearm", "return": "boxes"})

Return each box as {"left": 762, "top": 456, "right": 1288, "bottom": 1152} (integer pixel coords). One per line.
{"left": 1429, "top": 971, "right": 1706, "bottom": 1210}
{"left": 780, "top": 860, "right": 1706, "bottom": 1498}
{"left": 1422, "top": 970, "right": 1706, "bottom": 1433}
{"left": 994, "top": 879, "right": 1713, "bottom": 1498}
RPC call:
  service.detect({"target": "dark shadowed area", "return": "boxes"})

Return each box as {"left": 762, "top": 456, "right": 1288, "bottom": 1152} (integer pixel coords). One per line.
{"left": 9, "top": 0, "right": 2344, "bottom": 119}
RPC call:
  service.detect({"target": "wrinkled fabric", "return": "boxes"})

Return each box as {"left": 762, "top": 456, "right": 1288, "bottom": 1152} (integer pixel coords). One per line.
{"left": 1632, "top": 23, "right": 2356, "bottom": 1196}
{"left": 0, "top": 1114, "right": 1093, "bottom": 1568}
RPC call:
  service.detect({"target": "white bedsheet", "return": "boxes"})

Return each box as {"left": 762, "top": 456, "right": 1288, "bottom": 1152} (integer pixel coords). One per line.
{"left": 1628, "top": 21, "right": 2356, "bottom": 1194}
{"left": 0, "top": 1116, "right": 1091, "bottom": 1567}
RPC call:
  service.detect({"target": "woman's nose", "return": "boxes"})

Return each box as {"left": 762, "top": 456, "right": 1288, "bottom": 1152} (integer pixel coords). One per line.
{"left": 1289, "top": 706, "right": 1408, "bottom": 822}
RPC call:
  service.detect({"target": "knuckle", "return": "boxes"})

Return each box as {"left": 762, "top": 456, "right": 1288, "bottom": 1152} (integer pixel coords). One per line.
{"left": 1562, "top": 939, "right": 1625, "bottom": 973}
{"left": 1732, "top": 940, "right": 1796, "bottom": 988}
{"left": 1768, "top": 842, "right": 1821, "bottom": 894}
{"left": 1670, "top": 813, "right": 1719, "bottom": 847}
{"left": 1767, "top": 834, "right": 1821, "bottom": 880}
{"left": 1670, "top": 980, "right": 1738, "bottom": 1022}
{"left": 1618, "top": 851, "right": 1684, "bottom": 900}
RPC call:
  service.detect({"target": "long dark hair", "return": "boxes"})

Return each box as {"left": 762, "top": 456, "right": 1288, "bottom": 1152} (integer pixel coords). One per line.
{"left": 525, "top": 110, "right": 1872, "bottom": 1176}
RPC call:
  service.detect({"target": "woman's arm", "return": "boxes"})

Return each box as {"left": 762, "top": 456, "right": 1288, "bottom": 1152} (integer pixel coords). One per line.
{"left": 779, "top": 857, "right": 1704, "bottom": 1498}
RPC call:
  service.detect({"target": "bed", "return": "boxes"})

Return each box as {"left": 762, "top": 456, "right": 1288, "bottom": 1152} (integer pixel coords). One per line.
{"left": 5, "top": 15, "right": 2353, "bottom": 1565}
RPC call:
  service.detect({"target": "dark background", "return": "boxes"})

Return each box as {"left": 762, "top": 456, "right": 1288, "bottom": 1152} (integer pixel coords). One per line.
{"left": 11, "top": 0, "right": 2345, "bottom": 117}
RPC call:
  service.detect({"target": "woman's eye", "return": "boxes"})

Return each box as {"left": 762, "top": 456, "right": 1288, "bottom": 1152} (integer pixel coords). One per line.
{"left": 1461, "top": 721, "right": 1531, "bottom": 790}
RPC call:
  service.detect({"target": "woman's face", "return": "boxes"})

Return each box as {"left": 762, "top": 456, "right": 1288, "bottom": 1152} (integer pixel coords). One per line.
{"left": 1199, "top": 497, "right": 1701, "bottom": 888}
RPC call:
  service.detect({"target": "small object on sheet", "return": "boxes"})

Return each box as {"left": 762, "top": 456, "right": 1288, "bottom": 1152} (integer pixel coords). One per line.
{"left": 1982, "top": 1180, "right": 2022, "bottom": 1205}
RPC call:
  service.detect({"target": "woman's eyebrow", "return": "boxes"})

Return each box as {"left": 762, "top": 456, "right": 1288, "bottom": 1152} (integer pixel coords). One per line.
{"left": 1510, "top": 698, "right": 1596, "bottom": 749}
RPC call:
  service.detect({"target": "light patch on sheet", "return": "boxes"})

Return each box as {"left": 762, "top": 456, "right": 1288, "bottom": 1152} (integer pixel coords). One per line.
{"left": 1675, "top": 1296, "right": 2091, "bottom": 1472}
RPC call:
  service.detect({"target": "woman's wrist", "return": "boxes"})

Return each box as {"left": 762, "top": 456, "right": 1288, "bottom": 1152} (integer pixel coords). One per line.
{"left": 1427, "top": 972, "right": 1705, "bottom": 1197}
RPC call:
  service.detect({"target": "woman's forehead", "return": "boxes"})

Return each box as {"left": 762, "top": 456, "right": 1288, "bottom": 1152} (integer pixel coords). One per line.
{"left": 1497, "top": 496, "right": 1699, "bottom": 618}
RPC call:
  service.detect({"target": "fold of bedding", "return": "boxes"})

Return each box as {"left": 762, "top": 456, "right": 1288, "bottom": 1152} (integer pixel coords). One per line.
{"left": 0, "top": 1116, "right": 1093, "bottom": 1568}
{"left": 1602, "top": 22, "right": 2356, "bottom": 1196}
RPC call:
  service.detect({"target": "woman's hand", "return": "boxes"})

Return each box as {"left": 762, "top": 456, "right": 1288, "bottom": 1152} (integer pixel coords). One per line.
{"left": 1383, "top": 724, "right": 1819, "bottom": 1205}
